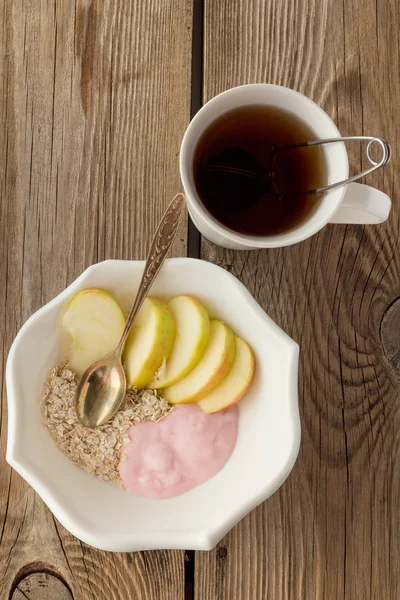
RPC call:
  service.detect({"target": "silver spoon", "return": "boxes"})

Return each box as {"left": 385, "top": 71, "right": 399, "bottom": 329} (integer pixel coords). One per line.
{"left": 75, "top": 193, "right": 185, "bottom": 428}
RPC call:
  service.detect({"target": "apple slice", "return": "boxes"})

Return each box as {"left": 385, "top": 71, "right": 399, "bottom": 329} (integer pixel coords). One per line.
{"left": 62, "top": 288, "right": 126, "bottom": 376}
{"left": 148, "top": 295, "right": 210, "bottom": 389}
{"left": 123, "top": 297, "right": 175, "bottom": 388}
{"left": 163, "top": 320, "right": 236, "bottom": 404}
{"left": 198, "top": 337, "right": 255, "bottom": 413}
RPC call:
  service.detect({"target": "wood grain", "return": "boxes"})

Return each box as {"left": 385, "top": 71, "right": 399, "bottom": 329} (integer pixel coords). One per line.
{"left": 198, "top": 1, "right": 400, "bottom": 598}
{"left": 11, "top": 573, "right": 73, "bottom": 600}
{"left": 381, "top": 299, "right": 400, "bottom": 373}
{"left": 0, "top": 0, "right": 191, "bottom": 598}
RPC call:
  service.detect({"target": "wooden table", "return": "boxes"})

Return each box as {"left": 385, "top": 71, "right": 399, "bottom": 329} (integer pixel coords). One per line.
{"left": 1, "top": 1, "right": 399, "bottom": 598}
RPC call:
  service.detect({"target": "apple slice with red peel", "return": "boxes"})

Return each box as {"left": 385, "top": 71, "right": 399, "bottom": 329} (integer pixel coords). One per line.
{"left": 198, "top": 337, "right": 255, "bottom": 414}
{"left": 163, "top": 320, "right": 235, "bottom": 404}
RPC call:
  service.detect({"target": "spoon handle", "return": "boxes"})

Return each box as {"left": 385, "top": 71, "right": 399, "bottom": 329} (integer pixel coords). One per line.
{"left": 116, "top": 193, "right": 185, "bottom": 354}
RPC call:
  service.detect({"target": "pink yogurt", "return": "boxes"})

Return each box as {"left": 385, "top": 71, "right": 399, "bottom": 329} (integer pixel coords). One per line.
{"left": 118, "top": 404, "right": 239, "bottom": 499}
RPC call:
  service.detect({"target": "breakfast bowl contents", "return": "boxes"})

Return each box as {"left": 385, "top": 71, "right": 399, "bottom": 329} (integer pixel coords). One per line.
{"left": 40, "top": 284, "right": 254, "bottom": 499}
{"left": 6, "top": 258, "right": 300, "bottom": 552}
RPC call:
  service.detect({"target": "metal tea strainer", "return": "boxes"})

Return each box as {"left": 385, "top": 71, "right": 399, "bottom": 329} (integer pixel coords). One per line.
{"left": 206, "top": 136, "right": 391, "bottom": 200}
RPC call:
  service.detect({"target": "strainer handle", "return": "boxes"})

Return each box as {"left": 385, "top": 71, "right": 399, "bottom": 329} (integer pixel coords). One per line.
{"left": 277, "top": 136, "right": 391, "bottom": 195}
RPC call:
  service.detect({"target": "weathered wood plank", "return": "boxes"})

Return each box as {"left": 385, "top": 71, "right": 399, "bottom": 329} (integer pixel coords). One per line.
{"left": 0, "top": 0, "right": 191, "bottom": 597}
{"left": 198, "top": 1, "right": 400, "bottom": 598}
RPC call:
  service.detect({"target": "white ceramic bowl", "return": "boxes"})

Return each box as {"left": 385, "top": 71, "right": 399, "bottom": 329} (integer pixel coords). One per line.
{"left": 6, "top": 258, "right": 300, "bottom": 552}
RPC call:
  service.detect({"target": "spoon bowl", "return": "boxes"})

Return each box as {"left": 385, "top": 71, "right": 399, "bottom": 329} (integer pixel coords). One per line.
{"left": 75, "top": 352, "right": 126, "bottom": 427}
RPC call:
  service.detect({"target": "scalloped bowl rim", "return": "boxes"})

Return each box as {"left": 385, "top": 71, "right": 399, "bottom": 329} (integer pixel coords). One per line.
{"left": 6, "top": 258, "right": 300, "bottom": 552}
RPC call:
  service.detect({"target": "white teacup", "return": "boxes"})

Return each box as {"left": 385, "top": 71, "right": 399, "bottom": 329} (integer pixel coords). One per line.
{"left": 180, "top": 84, "right": 391, "bottom": 250}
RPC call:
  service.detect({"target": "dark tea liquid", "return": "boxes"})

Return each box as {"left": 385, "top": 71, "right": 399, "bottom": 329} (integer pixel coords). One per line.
{"left": 193, "top": 105, "right": 327, "bottom": 236}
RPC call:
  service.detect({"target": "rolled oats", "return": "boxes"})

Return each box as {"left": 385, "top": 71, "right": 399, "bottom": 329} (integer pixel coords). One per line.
{"left": 41, "top": 363, "right": 172, "bottom": 483}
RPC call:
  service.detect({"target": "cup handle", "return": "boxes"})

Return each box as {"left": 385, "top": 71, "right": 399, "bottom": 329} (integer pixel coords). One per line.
{"left": 329, "top": 183, "right": 391, "bottom": 224}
